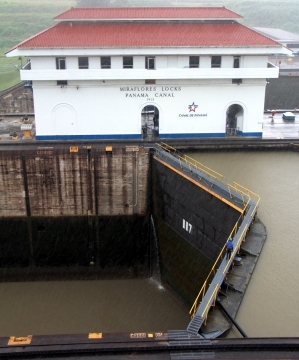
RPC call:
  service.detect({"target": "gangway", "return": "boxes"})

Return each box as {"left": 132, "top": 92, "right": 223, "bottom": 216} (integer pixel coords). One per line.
{"left": 153, "top": 143, "right": 260, "bottom": 338}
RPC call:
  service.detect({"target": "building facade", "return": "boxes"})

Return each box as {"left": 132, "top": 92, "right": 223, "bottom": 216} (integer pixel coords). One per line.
{"left": 6, "top": 7, "right": 291, "bottom": 140}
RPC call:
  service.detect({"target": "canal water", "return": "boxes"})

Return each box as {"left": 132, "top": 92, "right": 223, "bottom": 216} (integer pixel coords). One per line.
{"left": 188, "top": 150, "right": 299, "bottom": 338}
{"left": 0, "top": 278, "right": 189, "bottom": 337}
{"left": 0, "top": 150, "right": 298, "bottom": 337}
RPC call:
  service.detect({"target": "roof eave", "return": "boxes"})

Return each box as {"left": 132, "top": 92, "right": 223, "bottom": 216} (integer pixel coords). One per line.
{"left": 53, "top": 17, "right": 241, "bottom": 22}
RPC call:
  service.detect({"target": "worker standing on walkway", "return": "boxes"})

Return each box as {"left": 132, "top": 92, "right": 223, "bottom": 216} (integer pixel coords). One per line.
{"left": 271, "top": 109, "right": 276, "bottom": 123}
{"left": 226, "top": 238, "right": 234, "bottom": 260}
{"left": 142, "top": 124, "right": 147, "bottom": 139}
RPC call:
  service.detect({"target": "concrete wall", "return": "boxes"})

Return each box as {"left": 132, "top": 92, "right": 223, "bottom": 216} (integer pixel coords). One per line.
{"left": 0, "top": 146, "right": 149, "bottom": 217}
{"left": 0, "top": 145, "right": 150, "bottom": 276}
{"left": 264, "top": 75, "right": 299, "bottom": 110}
{"left": 0, "top": 144, "right": 240, "bottom": 307}
{"left": 0, "top": 215, "right": 149, "bottom": 277}
{"left": 0, "top": 85, "right": 34, "bottom": 115}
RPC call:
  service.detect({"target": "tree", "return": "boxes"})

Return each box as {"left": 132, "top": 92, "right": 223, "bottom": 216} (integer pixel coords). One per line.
{"left": 77, "top": 0, "right": 168, "bottom": 7}
{"left": 77, "top": 0, "right": 116, "bottom": 7}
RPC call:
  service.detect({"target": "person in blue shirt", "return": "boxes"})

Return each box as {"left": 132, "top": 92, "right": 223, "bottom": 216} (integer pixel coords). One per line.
{"left": 226, "top": 238, "right": 234, "bottom": 260}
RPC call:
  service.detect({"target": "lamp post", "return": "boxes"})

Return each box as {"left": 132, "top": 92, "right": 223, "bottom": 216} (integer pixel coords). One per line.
{"left": 18, "top": 57, "right": 22, "bottom": 70}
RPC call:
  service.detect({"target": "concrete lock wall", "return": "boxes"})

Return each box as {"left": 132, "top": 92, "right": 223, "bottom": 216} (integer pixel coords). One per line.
{"left": 0, "top": 146, "right": 240, "bottom": 308}
{"left": 0, "top": 146, "right": 149, "bottom": 217}
{"left": 0, "top": 85, "right": 34, "bottom": 115}
{"left": 151, "top": 158, "right": 240, "bottom": 307}
{"left": 0, "top": 146, "right": 150, "bottom": 277}
{"left": 0, "top": 215, "right": 150, "bottom": 279}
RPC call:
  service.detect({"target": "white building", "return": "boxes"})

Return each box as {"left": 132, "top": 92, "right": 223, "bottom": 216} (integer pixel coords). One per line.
{"left": 254, "top": 27, "right": 299, "bottom": 53}
{"left": 6, "top": 7, "right": 291, "bottom": 140}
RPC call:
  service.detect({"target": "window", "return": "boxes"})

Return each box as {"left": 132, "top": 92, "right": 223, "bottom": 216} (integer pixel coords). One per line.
{"left": 57, "top": 80, "right": 68, "bottom": 86}
{"left": 123, "top": 56, "right": 133, "bottom": 69}
{"left": 233, "top": 56, "right": 240, "bottom": 68}
{"left": 211, "top": 56, "right": 221, "bottom": 68}
{"left": 189, "top": 56, "right": 199, "bottom": 68}
{"left": 145, "top": 56, "right": 155, "bottom": 70}
{"left": 232, "top": 79, "right": 242, "bottom": 84}
{"left": 145, "top": 79, "right": 156, "bottom": 84}
{"left": 56, "top": 57, "right": 66, "bottom": 70}
{"left": 78, "top": 57, "right": 89, "bottom": 69}
{"left": 101, "top": 56, "right": 111, "bottom": 69}
{"left": 24, "top": 80, "right": 32, "bottom": 89}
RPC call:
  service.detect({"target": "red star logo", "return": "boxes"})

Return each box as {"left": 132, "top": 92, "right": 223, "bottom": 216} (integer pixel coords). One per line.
{"left": 188, "top": 102, "right": 198, "bottom": 112}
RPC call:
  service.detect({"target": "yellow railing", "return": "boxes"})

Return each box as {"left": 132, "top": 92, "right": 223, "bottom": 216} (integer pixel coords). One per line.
{"left": 189, "top": 195, "right": 260, "bottom": 320}
{"left": 194, "top": 220, "right": 251, "bottom": 321}
{"left": 157, "top": 142, "right": 224, "bottom": 186}
{"left": 154, "top": 143, "right": 261, "bottom": 320}
{"left": 189, "top": 220, "right": 239, "bottom": 319}
{"left": 155, "top": 142, "right": 260, "bottom": 208}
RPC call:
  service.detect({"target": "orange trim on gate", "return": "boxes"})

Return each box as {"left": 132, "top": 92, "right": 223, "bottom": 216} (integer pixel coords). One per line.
{"left": 154, "top": 156, "right": 244, "bottom": 213}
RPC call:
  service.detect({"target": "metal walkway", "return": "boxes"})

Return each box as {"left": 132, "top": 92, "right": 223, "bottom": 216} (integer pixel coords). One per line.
{"left": 153, "top": 143, "right": 260, "bottom": 338}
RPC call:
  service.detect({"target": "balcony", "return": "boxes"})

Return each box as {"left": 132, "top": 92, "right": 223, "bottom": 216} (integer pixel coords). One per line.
{"left": 20, "top": 66, "right": 279, "bottom": 81}
{"left": 22, "top": 61, "right": 31, "bottom": 70}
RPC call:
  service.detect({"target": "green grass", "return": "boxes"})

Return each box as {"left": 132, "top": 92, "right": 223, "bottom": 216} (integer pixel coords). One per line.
{"left": 0, "top": 70, "right": 21, "bottom": 91}
{"left": 0, "top": 0, "right": 75, "bottom": 91}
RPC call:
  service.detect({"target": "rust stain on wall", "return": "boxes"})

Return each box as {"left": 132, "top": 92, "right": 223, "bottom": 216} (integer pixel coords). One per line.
{"left": 0, "top": 146, "right": 149, "bottom": 217}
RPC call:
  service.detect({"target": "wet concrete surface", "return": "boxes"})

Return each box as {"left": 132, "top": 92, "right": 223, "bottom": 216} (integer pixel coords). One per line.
{"left": 0, "top": 115, "right": 35, "bottom": 141}
{"left": 262, "top": 112, "right": 299, "bottom": 139}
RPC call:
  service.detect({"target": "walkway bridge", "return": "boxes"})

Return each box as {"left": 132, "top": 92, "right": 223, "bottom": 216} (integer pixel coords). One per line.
{"left": 153, "top": 143, "right": 260, "bottom": 338}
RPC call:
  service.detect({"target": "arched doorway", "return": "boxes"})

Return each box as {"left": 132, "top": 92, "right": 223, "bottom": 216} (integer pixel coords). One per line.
{"left": 52, "top": 103, "right": 77, "bottom": 136}
{"left": 226, "top": 104, "right": 244, "bottom": 136}
{"left": 141, "top": 105, "right": 159, "bottom": 140}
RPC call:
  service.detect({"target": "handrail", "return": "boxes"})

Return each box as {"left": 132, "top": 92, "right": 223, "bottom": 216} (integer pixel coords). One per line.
{"left": 189, "top": 217, "right": 242, "bottom": 319}
{"left": 189, "top": 196, "right": 259, "bottom": 319}
{"left": 156, "top": 142, "right": 258, "bottom": 207}
{"left": 154, "top": 142, "right": 260, "bottom": 321}
{"left": 234, "top": 182, "right": 260, "bottom": 209}
{"left": 159, "top": 142, "right": 223, "bottom": 182}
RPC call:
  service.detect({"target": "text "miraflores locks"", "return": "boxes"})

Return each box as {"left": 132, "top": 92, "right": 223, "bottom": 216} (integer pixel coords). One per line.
{"left": 120, "top": 86, "right": 181, "bottom": 98}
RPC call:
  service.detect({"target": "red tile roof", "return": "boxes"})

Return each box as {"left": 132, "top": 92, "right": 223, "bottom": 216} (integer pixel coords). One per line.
{"left": 54, "top": 7, "right": 242, "bottom": 20}
{"left": 15, "top": 22, "right": 279, "bottom": 49}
